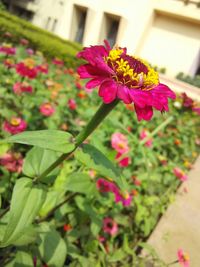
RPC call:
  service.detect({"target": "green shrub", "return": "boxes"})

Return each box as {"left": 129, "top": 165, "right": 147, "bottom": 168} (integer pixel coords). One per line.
{"left": 0, "top": 10, "right": 82, "bottom": 68}
{"left": 176, "top": 72, "right": 200, "bottom": 88}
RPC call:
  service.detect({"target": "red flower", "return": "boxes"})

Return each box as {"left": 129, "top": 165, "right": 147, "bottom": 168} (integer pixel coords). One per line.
{"left": 173, "top": 167, "right": 188, "bottom": 182}
{"left": 103, "top": 217, "right": 118, "bottom": 236}
{"left": 13, "top": 82, "right": 33, "bottom": 95}
{"left": 3, "top": 59, "right": 15, "bottom": 68}
{"left": 0, "top": 43, "right": 16, "bottom": 55}
{"left": 0, "top": 152, "right": 23, "bottom": 173}
{"left": 177, "top": 249, "right": 190, "bottom": 267}
{"left": 37, "top": 64, "right": 48, "bottom": 74}
{"left": 140, "top": 129, "right": 153, "bottom": 147}
{"left": 3, "top": 117, "right": 27, "bottom": 134}
{"left": 16, "top": 59, "right": 38, "bottom": 79}
{"left": 52, "top": 58, "right": 64, "bottom": 66}
{"left": 63, "top": 224, "right": 72, "bottom": 232}
{"left": 96, "top": 178, "right": 132, "bottom": 206}
{"left": 77, "top": 40, "right": 176, "bottom": 121}
{"left": 115, "top": 152, "right": 131, "bottom": 167}
{"left": 68, "top": 99, "right": 77, "bottom": 110}
{"left": 39, "top": 103, "right": 55, "bottom": 116}
{"left": 20, "top": 38, "right": 29, "bottom": 46}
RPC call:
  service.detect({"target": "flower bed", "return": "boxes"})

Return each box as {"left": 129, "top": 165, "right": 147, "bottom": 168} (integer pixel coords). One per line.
{"left": 0, "top": 39, "right": 199, "bottom": 266}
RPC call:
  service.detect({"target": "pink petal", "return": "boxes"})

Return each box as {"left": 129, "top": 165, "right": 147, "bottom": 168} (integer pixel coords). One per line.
{"left": 134, "top": 104, "right": 153, "bottom": 121}
{"left": 117, "top": 85, "right": 132, "bottom": 104}
{"left": 85, "top": 77, "right": 106, "bottom": 89}
{"left": 129, "top": 89, "right": 152, "bottom": 108}
{"left": 99, "top": 80, "right": 118, "bottom": 103}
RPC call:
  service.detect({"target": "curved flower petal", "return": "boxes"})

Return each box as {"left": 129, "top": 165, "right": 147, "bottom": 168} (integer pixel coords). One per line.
{"left": 99, "top": 80, "right": 118, "bottom": 104}
{"left": 117, "top": 85, "right": 132, "bottom": 104}
{"left": 86, "top": 77, "right": 106, "bottom": 89}
{"left": 134, "top": 104, "right": 153, "bottom": 121}
{"left": 129, "top": 89, "right": 152, "bottom": 108}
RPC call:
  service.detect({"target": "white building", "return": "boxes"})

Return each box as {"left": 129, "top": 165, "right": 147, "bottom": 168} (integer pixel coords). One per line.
{"left": 8, "top": 0, "right": 200, "bottom": 77}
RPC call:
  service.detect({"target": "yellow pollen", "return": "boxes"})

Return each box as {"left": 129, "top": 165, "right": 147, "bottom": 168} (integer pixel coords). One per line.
{"left": 107, "top": 49, "right": 123, "bottom": 61}
{"left": 10, "top": 118, "right": 20, "bottom": 126}
{"left": 3, "top": 43, "right": 12, "bottom": 48}
{"left": 183, "top": 254, "right": 190, "bottom": 261}
{"left": 121, "top": 191, "right": 130, "bottom": 199}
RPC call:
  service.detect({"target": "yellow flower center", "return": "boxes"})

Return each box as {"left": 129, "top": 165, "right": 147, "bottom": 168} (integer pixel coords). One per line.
{"left": 10, "top": 118, "right": 20, "bottom": 126}
{"left": 23, "top": 58, "right": 35, "bottom": 69}
{"left": 106, "top": 48, "right": 159, "bottom": 90}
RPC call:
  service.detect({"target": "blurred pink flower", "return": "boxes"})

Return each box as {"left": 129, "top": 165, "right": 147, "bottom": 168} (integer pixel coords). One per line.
{"left": 173, "top": 167, "right": 188, "bottom": 182}
{"left": 96, "top": 178, "right": 132, "bottom": 207}
{"left": 75, "top": 81, "right": 83, "bottom": 90}
{"left": 116, "top": 152, "right": 131, "bottom": 167}
{"left": 140, "top": 129, "right": 152, "bottom": 147}
{"left": 111, "top": 132, "right": 129, "bottom": 154}
{"left": 0, "top": 152, "right": 23, "bottom": 173}
{"left": 103, "top": 217, "right": 118, "bottom": 236}
{"left": 0, "top": 43, "right": 16, "bottom": 55}
{"left": 3, "top": 117, "right": 27, "bottom": 134}
{"left": 37, "top": 64, "right": 48, "bottom": 74}
{"left": 68, "top": 99, "right": 77, "bottom": 110}
{"left": 52, "top": 58, "right": 64, "bottom": 66}
{"left": 77, "top": 40, "right": 175, "bottom": 121}
{"left": 26, "top": 48, "right": 34, "bottom": 55}
{"left": 20, "top": 38, "right": 29, "bottom": 46}
{"left": 3, "top": 58, "right": 15, "bottom": 68}
{"left": 177, "top": 249, "right": 190, "bottom": 267}
{"left": 13, "top": 82, "right": 33, "bottom": 95}
{"left": 39, "top": 103, "right": 55, "bottom": 116}
{"left": 16, "top": 59, "right": 38, "bottom": 79}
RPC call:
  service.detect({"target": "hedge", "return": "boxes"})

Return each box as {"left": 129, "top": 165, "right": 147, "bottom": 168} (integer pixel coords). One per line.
{"left": 0, "top": 10, "right": 83, "bottom": 68}
{"left": 176, "top": 72, "right": 200, "bottom": 89}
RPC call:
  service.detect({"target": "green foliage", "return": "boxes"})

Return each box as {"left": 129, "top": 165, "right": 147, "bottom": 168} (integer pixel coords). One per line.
{"left": 176, "top": 72, "right": 200, "bottom": 88}
{"left": 0, "top": 10, "right": 82, "bottom": 68}
{"left": 3, "top": 130, "right": 75, "bottom": 153}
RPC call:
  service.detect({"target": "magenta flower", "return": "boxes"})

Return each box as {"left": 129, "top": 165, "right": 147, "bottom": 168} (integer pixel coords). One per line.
{"left": 77, "top": 41, "right": 176, "bottom": 121}
{"left": 111, "top": 132, "right": 129, "bottom": 154}
{"left": 26, "top": 48, "right": 34, "bottom": 55}
{"left": 140, "top": 129, "right": 153, "bottom": 147}
{"left": 3, "top": 117, "right": 27, "bottom": 135}
{"left": 13, "top": 82, "right": 33, "bottom": 95}
{"left": 52, "top": 58, "right": 64, "bottom": 66}
{"left": 39, "top": 103, "right": 55, "bottom": 117}
{"left": 68, "top": 99, "right": 77, "bottom": 110}
{"left": 103, "top": 217, "right": 118, "bottom": 236}
{"left": 177, "top": 249, "right": 190, "bottom": 267}
{"left": 37, "top": 64, "right": 48, "bottom": 74}
{"left": 115, "top": 152, "right": 131, "bottom": 168}
{"left": 20, "top": 38, "right": 29, "bottom": 46}
{"left": 173, "top": 167, "right": 188, "bottom": 182}
{"left": 96, "top": 178, "right": 132, "bottom": 207}
{"left": 0, "top": 43, "right": 16, "bottom": 55}
{"left": 16, "top": 59, "right": 38, "bottom": 79}
{"left": 0, "top": 152, "right": 23, "bottom": 173}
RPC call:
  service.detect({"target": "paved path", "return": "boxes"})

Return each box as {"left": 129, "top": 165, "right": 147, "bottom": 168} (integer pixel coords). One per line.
{"left": 160, "top": 74, "right": 200, "bottom": 101}
{"left": 146, "top": 156, "right": 200, "bottom": 267}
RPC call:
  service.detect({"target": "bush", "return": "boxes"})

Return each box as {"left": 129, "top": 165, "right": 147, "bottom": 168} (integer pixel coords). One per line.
{"left": 0, "top": 10, "right": 82, "bottom": 68}
{"left": 176, "top": 72, "right": 200, "bottom": 88}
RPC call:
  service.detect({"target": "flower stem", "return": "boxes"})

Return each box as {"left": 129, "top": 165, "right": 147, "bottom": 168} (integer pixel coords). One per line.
{"left": 37, "top": 100, "right": 119, "bottom": 181}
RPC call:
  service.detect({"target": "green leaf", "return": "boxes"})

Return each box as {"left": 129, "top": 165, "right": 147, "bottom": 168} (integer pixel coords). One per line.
{"left": 74, "top": 144, "right": 128, "bottom": 191}
{"left": 0, "top": 177, "right": 46, "bottom": 247}
{"left": 2, "top": 130, "right": 75, "bottom": 153}
{"left": 14, "top": 250, "right": 34, "bottom": 267}
{"left": 23, "top": 146, "right": 61, "bottom": 180}
{"left": 65, "top": 173, "right": 96, "bottom": 195}
{"left": 0, "top": 143, "right": 10, "bottom": 156}
{"left": 12, "top": 225, "right": 37, "bottom": 246}
{"left": 38, "top": 223, "right": 67, "bottom": 267}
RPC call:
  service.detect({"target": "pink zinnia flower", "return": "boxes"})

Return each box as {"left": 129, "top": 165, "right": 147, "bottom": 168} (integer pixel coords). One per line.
{"left": 181, "top": 93, "right": 193, "bottom": 108}
{"left": 3, "top": 117, "right": 27, "bottom": 135}
{"left": 140, "top": 129, "right": 153, "bottom": 147}
{"left": 68, "top": 99, "right": 77, "bottom": 110}
{"left": 177, "top": 249, "right": 190, "bottom": 267}
{"left": 111, "top": 132, "right": 129, "bottom": 154}
{"left": 116, "top": 152, "right": 131, "bottom": 167}
{"left": 37, "top": 64, "right": 48, "bottom": 74}
{"left": 77, "top": 41, "right": 176, "bottom": 121}
{"left": 96, "top": 178, "right": 132, "bottom": 206}
{"left": 0, "top": 43, "right": 16, "bottom": 55}
{"left": 20, "top": 38, "right": 29, "bottom": 46}
{"left": 13, "top": 82, "right": 33, "bottom": 95}
{"left": 0, "top": 152, "right": 23, "bottom": 173}
{"left": 3, "top": 59, "right": 15, "bottom": 68}
{"left": 173, "top": 167, "right": 188, "bottom": 182}
{"left": 39, "top": 103, "right": 55, "bottom": 116}
{"left": 52, "top": 58, "right": 64, "bottom": 66}
{"left": 103, "top": 217, "right": 118, "bottom": 236}
{"left": 26, "top": 48, "right": 34, "bottom": 55}
{"left": 16, "top": 59, "right": 38, "bottom": 79}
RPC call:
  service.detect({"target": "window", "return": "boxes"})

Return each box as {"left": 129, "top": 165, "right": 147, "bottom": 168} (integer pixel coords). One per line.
{"left": 11, "top": 5, "right": 34, "bottom": 21}
{"left": 99, "top": 13, "right": 120, "bottom": 47}
{"left": 70, "top": 5, "right": 87, "bottom": 44}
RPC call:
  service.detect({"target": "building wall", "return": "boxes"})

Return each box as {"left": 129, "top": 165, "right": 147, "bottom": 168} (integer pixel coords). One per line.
{"left": 9, "top": 0, "right": 200, "bottom": 77}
